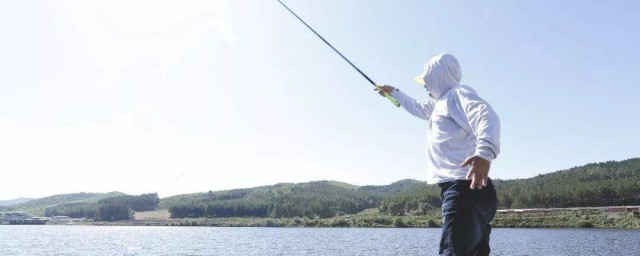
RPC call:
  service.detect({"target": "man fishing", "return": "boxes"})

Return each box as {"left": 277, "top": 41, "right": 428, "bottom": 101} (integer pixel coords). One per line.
{"left": 276, "top": 2, "right": 500, "bottom": 254}
{"left": 377, "top": 53, "right": 500, "bottom": 256}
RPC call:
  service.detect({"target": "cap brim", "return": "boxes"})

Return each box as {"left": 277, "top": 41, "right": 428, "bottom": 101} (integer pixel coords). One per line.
{"left": 413, "top": 71, "right": 427, "bottom": 85}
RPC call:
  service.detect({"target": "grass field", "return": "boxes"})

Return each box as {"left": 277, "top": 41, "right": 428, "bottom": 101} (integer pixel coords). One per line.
{"left": 134, "top": 210, "right": 171, "bottom": 221}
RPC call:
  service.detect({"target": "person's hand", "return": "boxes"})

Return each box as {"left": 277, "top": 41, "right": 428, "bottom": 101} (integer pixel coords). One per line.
{"left": 375, "top": 85, "right": 395, "bottom": 97}
{"left": 461, "top": 156, "right": 491, "bottom": 190}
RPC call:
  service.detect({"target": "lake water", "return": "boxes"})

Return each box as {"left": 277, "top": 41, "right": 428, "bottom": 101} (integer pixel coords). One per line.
{"left": 1, "top": 226, "right": 639, "bottom": 255}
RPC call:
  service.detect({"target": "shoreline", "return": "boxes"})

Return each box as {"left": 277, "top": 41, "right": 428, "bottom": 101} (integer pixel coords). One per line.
{"left": 13, "top": 207, "right": 635, "bottom": 229}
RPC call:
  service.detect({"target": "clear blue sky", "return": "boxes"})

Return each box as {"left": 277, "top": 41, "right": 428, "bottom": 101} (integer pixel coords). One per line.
{"left": 1, "top": 0, "right": 638, "bottom": 199}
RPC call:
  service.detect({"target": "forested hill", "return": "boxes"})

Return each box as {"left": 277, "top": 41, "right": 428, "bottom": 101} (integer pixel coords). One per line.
{"left": 160, "top": 180, "right": 401, "bottom": 218}
{"left": 9, "top": 192, "right": 126, "bottom": 216}
{"left": 2, "top": 158, "right": 638, "bottom": 219}
{"left": 163, "top": 158, "right": 640, "bottom": 218}
{"left": 3, "top": 192, "right": 161, "bottom": 221}
{"left": 379, "top": 157, "right": 640, "bottom": 215}
{"left": 495, "top": 157, "right": 640, "bottom": 209}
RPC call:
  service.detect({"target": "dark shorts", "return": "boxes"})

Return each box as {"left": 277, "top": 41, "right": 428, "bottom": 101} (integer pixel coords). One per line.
{"left": 438, "top": 179, "right": 498, "bottom": 256}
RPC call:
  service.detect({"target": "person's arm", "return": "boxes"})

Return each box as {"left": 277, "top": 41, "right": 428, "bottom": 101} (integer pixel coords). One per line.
{"left": 458, "top": 90, "right": 500, "bottom": 161}
{"left": 377, "top": 85, "right": 434, "bottom": 120}
{"left": 455, "top": 88, "right": 500, "bottom": 189}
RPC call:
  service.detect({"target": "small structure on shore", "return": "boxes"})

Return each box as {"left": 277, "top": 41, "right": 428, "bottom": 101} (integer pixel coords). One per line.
{"left": 497, "top": 206, "right": 640, "bottom": 215}
{"left": 2, "top": 211, "right": 50, "bottom": 225}
{"left": 603, "top": 206, "right": 640, "bottom": 215}
{"left": 48, "top": 216, "right": 83, "bottom": 225}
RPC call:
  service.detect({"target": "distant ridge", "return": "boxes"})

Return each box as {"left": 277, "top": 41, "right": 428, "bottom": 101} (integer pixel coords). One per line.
{"left": 6, "top": 192, "right": 126, "bottom": 216}
{"left": 0, "top": 197, "right": 33, "bottom": 207}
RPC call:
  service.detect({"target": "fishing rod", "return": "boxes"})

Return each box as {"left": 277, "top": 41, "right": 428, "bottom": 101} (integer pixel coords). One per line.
{"left": 276, "top": 0, "right": 400, "bottom": 107}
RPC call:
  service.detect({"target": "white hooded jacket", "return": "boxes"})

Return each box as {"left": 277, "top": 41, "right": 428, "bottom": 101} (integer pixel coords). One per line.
{"left": 391, "top": 53, "right": 500, "bottom": 184}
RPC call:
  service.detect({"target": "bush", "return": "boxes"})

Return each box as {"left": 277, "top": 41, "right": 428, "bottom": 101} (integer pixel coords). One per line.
{"left": 576, "top": 221, "right": 594, "bottom": 228}
{"left": 330, "top": 218, "right": 351, "bottom": 227}
{"left": 393, "top": 217, "right": 407, "bottom": 227}
{"left": 373, "top": 216, "right": 393, "bottom": 225}
{"left": 264, "top": 219, "right": 284, "bottom": 227}
{"left": 304, "top": 219, "right": 318, "bottom": 227}
{"left": 427, "top": 219, "right": 438, "bottom": 228}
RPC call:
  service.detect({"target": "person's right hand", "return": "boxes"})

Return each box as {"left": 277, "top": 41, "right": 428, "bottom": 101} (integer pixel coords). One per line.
{"left": 461, "top": 155, "right": 491, "bottom": 190}
{"left": 375, "top": 85, "right": 395, "bottom": 97}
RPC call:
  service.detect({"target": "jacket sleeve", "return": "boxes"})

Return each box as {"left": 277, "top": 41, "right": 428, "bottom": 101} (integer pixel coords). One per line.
{"left": 453, "top": 88, "right": 501, "bottom": 161}
{"left": 390, "top": 89, "right": 434, "bottom": 120}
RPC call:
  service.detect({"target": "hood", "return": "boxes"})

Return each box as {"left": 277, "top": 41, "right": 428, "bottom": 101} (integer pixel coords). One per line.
{"left": 413, "top": 53, "right": 462, "bottom": 99}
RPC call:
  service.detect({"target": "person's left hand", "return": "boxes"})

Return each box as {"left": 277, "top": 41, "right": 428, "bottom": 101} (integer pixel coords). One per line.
{"left": 461, "top": 156, "right": 491, "bottom": 190}
{"left": 375, "top": 85, "right": 395, "bottom": 97}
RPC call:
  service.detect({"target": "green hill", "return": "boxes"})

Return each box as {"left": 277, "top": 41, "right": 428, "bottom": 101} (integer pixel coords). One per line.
{"left": 161, "top": 180, "right": 380, "bottom": 218}
{"left": 159, "top": 179, "right": 431, "bottom": 219}
{"left": 380, "top": 157, "right": 640, "bottom": 215}
{"left": 161, "top": 158, "right": 640, "bottom": 218}
{"left": 3, "top": 158, "right": 638, "bottom": 220}
{"left": 8, "top": 192, "right": 126, "bottom": 216}
{"left": 159, "top": 180, "right": 369, "bottom": 210}
{"left": 495, "top": 157, "right": 640, "bottom": 209}
{"left": 2, "top": 192, "right": 161, "bottom": 221}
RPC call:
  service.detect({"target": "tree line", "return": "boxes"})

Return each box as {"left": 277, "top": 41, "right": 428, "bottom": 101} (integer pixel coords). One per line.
{"left": 378, "top": 158, "right": 640, "bottom": 215}
{"left": 168, "top": 181, "right": 381, "bottom": 218}
{"left": 167, "top": 158, "right": 639, "bottom": 218}
{"left": 44, "top": 193, "right": 159, "bottom": 221}
{"left": 495, "top": 158, "right": 640, "bottom": 209}
{"left": 33, "top": 158, "right": 640, "bottom": 220}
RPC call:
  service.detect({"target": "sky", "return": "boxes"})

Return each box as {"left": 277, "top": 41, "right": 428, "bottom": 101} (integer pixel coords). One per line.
{"left": 1, "top": 0, "right": 639, "bottom": 200}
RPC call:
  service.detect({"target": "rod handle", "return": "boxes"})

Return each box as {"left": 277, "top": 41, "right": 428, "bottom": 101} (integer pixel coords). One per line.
{"left": 384, "top": 91, "right": 401, "bottom": 107}
{"left": 376, "top": 85, "right": 401, "bottom": 107}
